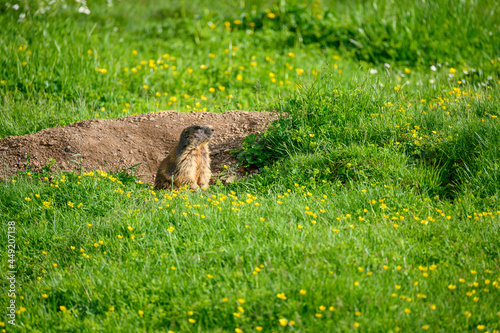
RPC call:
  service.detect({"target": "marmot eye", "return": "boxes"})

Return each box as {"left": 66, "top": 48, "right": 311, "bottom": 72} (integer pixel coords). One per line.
{"left": 195, "top": 126, "right": 201, "bottom": 130}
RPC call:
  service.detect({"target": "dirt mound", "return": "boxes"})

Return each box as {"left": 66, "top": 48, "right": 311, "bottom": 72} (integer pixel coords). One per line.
{"left": 0, "top": 111, "right": 278, "bottom": 184}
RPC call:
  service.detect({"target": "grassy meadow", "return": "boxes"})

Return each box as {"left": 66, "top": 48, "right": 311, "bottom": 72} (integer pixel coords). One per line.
{"left": 1, "top": 0, "right": 500, "bottom": 332}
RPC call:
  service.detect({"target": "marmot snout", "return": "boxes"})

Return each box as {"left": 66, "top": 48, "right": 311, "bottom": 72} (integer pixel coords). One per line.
{"left": 154, "top": 124, "right": 214, "bottom": 190}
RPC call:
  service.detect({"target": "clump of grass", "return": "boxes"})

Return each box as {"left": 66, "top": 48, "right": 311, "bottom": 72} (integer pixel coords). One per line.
{"left": 238, "top": 72, "right": 499, "bottom": 198}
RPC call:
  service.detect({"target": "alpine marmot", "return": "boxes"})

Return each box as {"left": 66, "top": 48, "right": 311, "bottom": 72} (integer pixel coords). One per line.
{"left": 154, "top": 124, "right": 214, "bottom": 190}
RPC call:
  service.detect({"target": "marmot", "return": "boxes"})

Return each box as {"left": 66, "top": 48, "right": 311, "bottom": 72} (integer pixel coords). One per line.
{"left": 154, "top": 124, "right": 214, "bottom": 190}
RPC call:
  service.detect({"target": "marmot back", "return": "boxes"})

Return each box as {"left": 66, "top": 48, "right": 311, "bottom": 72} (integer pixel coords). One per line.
{"left": 154, "top": 124, "right": 214, "bottom": 190}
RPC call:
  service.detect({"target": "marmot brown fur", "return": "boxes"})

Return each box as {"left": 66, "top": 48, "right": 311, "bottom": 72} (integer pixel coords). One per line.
{"left": 154, "top": 124, "right": 214, "bottom": 190}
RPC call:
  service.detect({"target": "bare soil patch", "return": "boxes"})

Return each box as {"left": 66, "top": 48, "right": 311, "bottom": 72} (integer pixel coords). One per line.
{"left": 0, "top": 111, "right": 277, "bottom": 184}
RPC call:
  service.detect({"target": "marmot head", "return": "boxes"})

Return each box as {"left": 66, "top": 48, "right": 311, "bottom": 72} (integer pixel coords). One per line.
{"left": 179, "top": 124, "right": 214, "bottom": 147}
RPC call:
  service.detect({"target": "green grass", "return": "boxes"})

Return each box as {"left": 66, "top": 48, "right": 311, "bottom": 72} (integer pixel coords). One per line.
{"left": 2, "top": 170, "right": 500, "bottom": 332}
{"left": 1, "top": 0, "right": 500, "bottom": 332}
{"left": 1, "top": 0, "right": 499, "bottom": 137}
